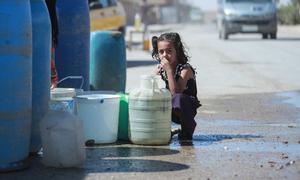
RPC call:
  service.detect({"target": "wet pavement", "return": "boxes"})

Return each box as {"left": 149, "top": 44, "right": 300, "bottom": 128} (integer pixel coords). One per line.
{"left": 1, "top": 24, "right": 300, "bottom": 179}
{"left": 1, "top": 91, "right": 299, "bottom": 180}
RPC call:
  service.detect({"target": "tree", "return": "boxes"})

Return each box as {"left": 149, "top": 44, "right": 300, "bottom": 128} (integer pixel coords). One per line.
{"left": 278, "top": 0, "right": 300, "bottom": 24}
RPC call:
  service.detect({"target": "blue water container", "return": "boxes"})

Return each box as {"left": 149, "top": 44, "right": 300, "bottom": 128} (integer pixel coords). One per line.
{"left": 30, "top": 0, "right": 51, "bottom": 153}
{"left": 90, "top": 31, "right": 126, "bottom": 92}
{"left": 55, "top": 0, "right": 90, "bottom": 90}
{"left": 0, "top": 0, "right": 32, "bottom": 172}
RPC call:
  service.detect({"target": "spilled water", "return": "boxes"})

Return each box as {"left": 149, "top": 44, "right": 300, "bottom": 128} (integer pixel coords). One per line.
{"left": 206, "top": 141, "right": 300, "bottom": 155}
{"left": 170, "top": 134, "right": 300, "bottom": 158}
{"left": 169, "top": 118, "right": 299, "bottom": 158}
{"left": 168, "top": 92, "right": 300, "bottom": 158}
{"left": 278, "top": 91, "right": 300, "bottom": 108}
{"left": 169, "top": 133, "right": 262, "bottom": 149}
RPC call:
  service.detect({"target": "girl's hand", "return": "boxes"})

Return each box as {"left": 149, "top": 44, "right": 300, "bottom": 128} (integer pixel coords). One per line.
{"left": 160, "top": 58, "right": 172, "bottom": 73}
{"left": 154, "top": 64, "right": 162, "bottom": 75}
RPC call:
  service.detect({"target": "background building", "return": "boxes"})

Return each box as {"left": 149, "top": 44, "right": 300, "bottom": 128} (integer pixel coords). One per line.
{"left": 120, "top": 0, "right": 202, "bottom": 25}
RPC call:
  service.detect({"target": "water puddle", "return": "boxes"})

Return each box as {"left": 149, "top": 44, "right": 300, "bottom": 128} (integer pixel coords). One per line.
{"left": 206, "top": 141, "right": 300, "bottom": 156}
{"left": 170, "top": 134, "right": 262, "bottom": 149}
{"left": 278, "top": 91, "right": 300, "bottom": 108}
{"left": 170, "top": 135, "right": 300, "bottom": 157}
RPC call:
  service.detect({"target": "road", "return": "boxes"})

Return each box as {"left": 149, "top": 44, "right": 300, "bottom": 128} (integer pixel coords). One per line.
{"left": 126, "top": 23, "right": 300, "bottom": 179}
{"left": 127, "top": 24, "right": 300, "bottom": 97}
{"left": 2, "top": 24, "right": 300, "bottom": 180}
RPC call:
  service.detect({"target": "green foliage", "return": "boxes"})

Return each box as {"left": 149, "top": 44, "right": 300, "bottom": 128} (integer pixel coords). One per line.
{"left": 278, "top": 0, "right": 300, "bottom": 25}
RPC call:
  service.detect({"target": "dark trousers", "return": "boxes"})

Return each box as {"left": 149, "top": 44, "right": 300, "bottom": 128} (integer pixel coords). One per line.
{"left": 171, "top": 93, "right": 198, "bottom": 137}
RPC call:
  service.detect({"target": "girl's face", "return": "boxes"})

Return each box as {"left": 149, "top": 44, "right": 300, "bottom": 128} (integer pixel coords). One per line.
{"left": 157, "top": 40, "right": 177, "bottom": 66}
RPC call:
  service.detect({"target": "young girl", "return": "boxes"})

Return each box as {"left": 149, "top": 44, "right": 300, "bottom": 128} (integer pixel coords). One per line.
{"left": 152, "top": 32, "right": 201, "bottom": 140}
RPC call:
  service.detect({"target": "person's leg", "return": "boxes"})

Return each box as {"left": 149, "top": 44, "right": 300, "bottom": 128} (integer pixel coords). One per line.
{"left": 171, "top": 109, "right": 181, "bottom": 138}
{"left": 172, "top": 93, "right": 197, "bottom": 139}
{"left": 171, "top": 108, "right": 181, "bottom": 124}
{"left": 50, "top": 47, "right": 58, "bottom": 89}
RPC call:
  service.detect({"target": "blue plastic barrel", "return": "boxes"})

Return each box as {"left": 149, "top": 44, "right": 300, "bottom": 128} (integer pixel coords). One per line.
{"left": 90, "top": 31, "right": 126, "bottom": 92}
{"left": 55, "top": 0, "right": 90, "bottom": 90}
{"left": 30, "top": 0, "right": 51, "bottom": 153}
{"left": 0, "top": 0, "right": 32, "bottom": 172}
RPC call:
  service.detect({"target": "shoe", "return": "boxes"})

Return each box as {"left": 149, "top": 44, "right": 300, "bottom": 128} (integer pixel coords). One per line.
{"left": 171, "top": 128, "right": 181, "bottom": 138}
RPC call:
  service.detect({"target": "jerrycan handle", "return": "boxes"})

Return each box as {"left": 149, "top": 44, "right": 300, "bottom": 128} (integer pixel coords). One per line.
{"left": 151, "top": 76, "right": 160, "bottom": 93}
{"left": 140, "top": 75, "right": 157, "bottom": 92}
{"left": 150, "top": 78, "right": 155, "bottom": 93}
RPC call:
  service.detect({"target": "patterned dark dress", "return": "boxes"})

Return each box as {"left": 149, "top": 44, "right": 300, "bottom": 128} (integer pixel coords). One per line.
{"left": 159, "top": 63, "right": 201, "bottom": 139}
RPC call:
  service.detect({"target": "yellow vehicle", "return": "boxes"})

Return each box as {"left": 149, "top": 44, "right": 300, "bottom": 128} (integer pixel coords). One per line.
{"left": 88, "top": 0, "right": 126, "bottom": 34}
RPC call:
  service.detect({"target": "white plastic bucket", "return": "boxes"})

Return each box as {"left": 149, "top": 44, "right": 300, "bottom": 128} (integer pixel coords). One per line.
{"left": 75, "top": 94, "right": 120, "bottom": 144}
{"left": 50, "top": 88, "right": 76, "bottom": 113}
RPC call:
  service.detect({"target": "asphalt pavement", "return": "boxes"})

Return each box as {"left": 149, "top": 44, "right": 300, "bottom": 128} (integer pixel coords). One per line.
{"left": 1, "top": 23, "right": 300, "bottom": 180}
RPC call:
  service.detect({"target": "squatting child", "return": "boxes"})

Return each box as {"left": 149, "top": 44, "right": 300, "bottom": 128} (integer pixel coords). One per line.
{"left": 152, "top": 32, "right": 201, "bottom": 140}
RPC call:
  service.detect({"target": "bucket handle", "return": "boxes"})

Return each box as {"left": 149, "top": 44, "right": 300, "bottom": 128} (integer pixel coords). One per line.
{"left": 57, "top": 76, "right": 84, "bottom": 89}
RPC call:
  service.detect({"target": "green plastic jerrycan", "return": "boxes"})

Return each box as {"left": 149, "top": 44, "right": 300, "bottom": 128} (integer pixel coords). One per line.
{"left": 117, "top": 93, "right": 129, "bottom": 141}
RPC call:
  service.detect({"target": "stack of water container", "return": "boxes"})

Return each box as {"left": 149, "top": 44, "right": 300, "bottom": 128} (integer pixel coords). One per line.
{"left": 0, "top": 0, "right": 89, "bottom": 171}
{"left": 0, "top": 0, "right": 128, "bottom": 172}
{"left": 0, "top": 0, "right": 172, "bottom": 173}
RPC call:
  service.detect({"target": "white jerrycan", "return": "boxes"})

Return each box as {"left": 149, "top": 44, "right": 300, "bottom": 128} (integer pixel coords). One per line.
{"left": 129, "top": 75, "right": 172, "bottom": 145}
{"left": 40, "top": 110, "right": 85, "bottom": 167}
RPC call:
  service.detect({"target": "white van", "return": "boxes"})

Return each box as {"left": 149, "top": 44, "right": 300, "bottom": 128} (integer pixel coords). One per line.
{"left": 217, "top": 0, "right": 278, "bottom": 40}
{"left": 88, "top": 0, "right": 126, "bottom": 34}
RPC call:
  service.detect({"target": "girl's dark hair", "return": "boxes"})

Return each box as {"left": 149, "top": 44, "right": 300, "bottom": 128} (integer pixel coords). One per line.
{"left": 151, "top": 32, "right": 189, "bottom": 64}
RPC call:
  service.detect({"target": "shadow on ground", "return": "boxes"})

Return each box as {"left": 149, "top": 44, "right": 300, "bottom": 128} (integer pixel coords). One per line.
{"left": 0, "top": 147, "right": 188, "bottom": 179}
{"left": 83, "top": 147, "right": 187, "bottom": 172}
{"left": 85, "top": 159, "right": 188, "bottom": 173}
{"left": 87, "top": 146, "right": 179, "bottom": 158}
